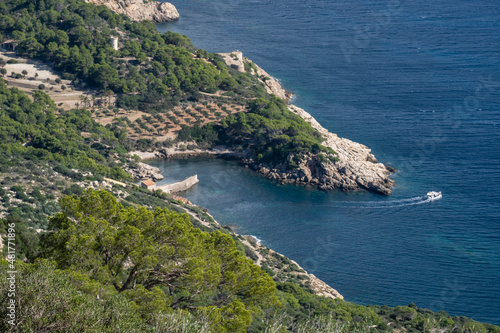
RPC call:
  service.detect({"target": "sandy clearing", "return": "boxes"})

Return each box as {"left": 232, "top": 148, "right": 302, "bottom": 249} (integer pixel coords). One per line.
{"left": 1, "top": 50, "right": 62, "bottom": 81}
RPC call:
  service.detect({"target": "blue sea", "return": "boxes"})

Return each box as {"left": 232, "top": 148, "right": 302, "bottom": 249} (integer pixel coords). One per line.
{"left": 156, "top": 0, "right": 500, "bottom": 324}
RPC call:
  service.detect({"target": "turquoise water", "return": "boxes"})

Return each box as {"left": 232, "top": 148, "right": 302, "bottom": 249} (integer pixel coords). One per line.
{"left": 155, "top": 0, "right": 500, "bottom": 324}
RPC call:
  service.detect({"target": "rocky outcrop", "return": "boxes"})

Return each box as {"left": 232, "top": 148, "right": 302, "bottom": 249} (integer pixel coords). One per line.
{"left": 125, "top": 162, "right": 164, "bottom": 181}
{"left": 86, "top": 0, "right": 179, "bottom": 23}
{"left": 307, "top": 273, "right": 344, "bottom": 299}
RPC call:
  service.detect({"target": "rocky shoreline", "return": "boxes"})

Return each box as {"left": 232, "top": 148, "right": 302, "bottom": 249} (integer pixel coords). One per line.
{"left": 86, "top": 0, "right": 179, "bottom": 23}
{"left": 130, "top": 138, "right": 394, "bottom": 195}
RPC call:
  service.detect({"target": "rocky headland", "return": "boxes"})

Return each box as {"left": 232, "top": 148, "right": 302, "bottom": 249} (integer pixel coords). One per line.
{"left": 249, "top": 104, "right": 395, "bottom": 195}
{"left": 86, "top": 0, "right": 179, "bottom": 23}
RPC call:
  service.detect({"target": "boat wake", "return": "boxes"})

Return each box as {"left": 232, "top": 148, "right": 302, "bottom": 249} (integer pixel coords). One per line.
{"left": 333, "top": 194, "right": 441, "bottom": 209}
{"left": 357, "top": 196, "right": 432, "bottom": 209}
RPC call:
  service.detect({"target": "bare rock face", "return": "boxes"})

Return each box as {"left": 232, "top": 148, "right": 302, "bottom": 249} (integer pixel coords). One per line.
{"left": 86, "top": 0, "right": 179, "bottom": 23}
{"left": 125, "top": 162, "right": 164, "bottom": 181}
{"left": 248, "top": 59, "right": 292, "bottom": 101}
{"left": 307, "top": 273, "right": 344, "bottom": 299}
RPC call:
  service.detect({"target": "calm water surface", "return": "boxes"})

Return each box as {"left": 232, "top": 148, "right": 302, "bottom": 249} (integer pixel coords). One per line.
{"left": 155, "top": 0, "right": 500, "bottom": 323}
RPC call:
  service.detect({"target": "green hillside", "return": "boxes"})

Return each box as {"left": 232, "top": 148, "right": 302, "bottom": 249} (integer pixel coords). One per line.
{"left": 0, "top": 0, "right": 336, "bottom": 168}
{"left": 0, "top": 0, "right": 499, "bottom": 332}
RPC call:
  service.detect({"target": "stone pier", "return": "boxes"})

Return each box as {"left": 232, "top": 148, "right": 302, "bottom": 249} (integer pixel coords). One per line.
{"left": 156, "top": 175, "right": 199, "bottom": 194}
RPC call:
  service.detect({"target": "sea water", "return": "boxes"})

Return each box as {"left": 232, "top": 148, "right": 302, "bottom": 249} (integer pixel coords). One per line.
{"left": 155, "top": 0, "right": 500, "bottom": 324}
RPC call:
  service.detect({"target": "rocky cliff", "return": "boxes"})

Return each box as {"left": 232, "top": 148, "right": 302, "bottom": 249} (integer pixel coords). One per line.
{"left": 285, "top": 105, "right": 394, "bottom": 195}
{"left": 248, "top": 59, "right": 293, "bottom": 102}
{"left": 86, "top": 0, "right": 179, "bottom": 23}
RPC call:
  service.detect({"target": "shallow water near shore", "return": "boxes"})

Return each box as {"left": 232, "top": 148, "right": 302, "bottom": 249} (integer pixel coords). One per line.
{"left": 156, "top": 0, "right": 500, "bottom": 324}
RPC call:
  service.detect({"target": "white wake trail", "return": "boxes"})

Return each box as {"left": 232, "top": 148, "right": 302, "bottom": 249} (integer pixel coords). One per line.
{"left": 361, "top": 197, "right": 432, "bottom": 209}
{"left": 332, "top": 195, "right": 437, "bottom": 209}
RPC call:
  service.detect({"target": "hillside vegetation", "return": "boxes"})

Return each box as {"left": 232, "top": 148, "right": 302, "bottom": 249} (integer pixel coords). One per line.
{"left": 1, "top": 190, "right": 499, "bottom": 332}
{"left": 0, "top": 0, "right": 499, "bottom": 332}
{"left": 0, "top": 0, "right": 336, "bottom": 169}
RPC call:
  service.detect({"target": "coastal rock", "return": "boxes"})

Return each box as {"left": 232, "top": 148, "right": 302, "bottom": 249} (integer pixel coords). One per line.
{"left": 248, "top": 60, "right": 292, "bottom": 101}
{"left": 307, "top": 273, "right": 344, "bottom": 299}
{"left": 244, "top": 105, "right": 395, "bottom": 195}
{"left": 86, "top": 0, "right": 179, "bottom": 23}
{"left": 125, "top": 162, "right": 164, "bottom": 181}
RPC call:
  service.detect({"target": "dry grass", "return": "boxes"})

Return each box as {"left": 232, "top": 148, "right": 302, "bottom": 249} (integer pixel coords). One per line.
{"left": 0, "top": 50, "right": 88, "bottom": 110}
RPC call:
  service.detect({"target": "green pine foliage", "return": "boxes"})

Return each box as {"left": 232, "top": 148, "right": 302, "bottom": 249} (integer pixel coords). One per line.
{"left": 1, "top": 190, "right": 499, "bottom": 332}
{"left": 1, "top": 0, "right": 334, "bottom": 166}
{"left": 0, "top": 0, "right": 252, "bottom": 112}
{"left": 0, "top": 259, "right": 207, "bottom": 333}
{"left": 0, "top": 79, "right": 130, "bottom": 180}
{"left": 178, "top": 97, "right": 337, "bottom": 168}
{"left": 220, "top": 98, "right": 335, "bottom": 165}
{"left": 39, "top": 189, "right": 278, "bottom": 332}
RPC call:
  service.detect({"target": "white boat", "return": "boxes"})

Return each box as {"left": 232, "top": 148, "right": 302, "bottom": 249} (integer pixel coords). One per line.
{"left": 427, "top": 191, "right": 442, "bottom": 200}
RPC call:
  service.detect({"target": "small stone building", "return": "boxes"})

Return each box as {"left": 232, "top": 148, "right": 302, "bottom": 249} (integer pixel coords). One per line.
{"left": 140, "top": 179, "right": 156, "bottom": 191}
